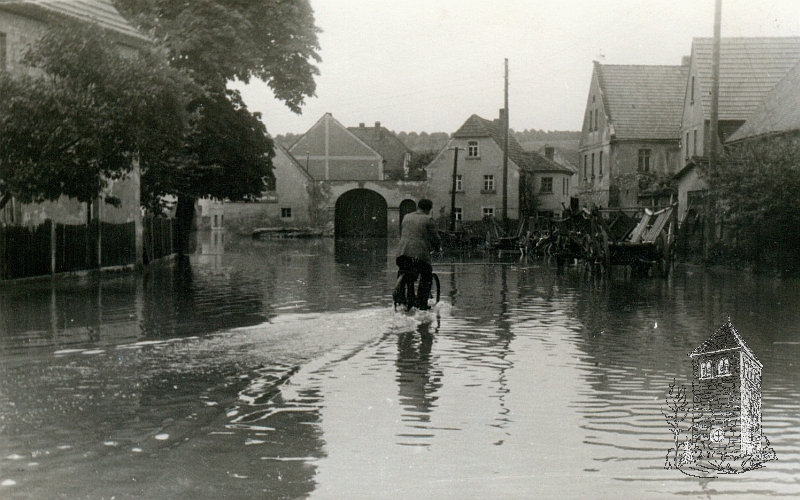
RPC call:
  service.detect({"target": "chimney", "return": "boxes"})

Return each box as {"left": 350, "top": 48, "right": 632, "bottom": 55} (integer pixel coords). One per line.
{"left": 544, "top": 146, "right": 555, "bottom": 160}
{"left": 374, "top": 121, "right": 382, "bottom": 140}
{"left": 359, "top": 122, "right": 365, "bottom": 128}
{"left": 682, "top": 55, "right": 691, "bottom": 66}
{"left": 498, "top": 108, "right": 506, "bottom": 126}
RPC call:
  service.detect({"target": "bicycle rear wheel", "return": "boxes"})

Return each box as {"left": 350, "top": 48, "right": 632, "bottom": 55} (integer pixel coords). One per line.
{"left": 393, "top": 272, "right": 416, "bottom": 311}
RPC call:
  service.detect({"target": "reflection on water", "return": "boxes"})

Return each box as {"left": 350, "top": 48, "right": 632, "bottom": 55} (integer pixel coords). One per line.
{"left": 1, "top": 232, "right": 800, "bottom": 498}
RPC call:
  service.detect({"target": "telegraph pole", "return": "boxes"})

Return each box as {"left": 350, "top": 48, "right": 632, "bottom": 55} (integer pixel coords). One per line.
{"left": 449, "top": 146, "right": 462, "bottom": 232}
{"left": 705, "top": 0, "right": 721, "bottom": 261}
{"left": 501, "top": 58, "right": 510, "bottom": 231}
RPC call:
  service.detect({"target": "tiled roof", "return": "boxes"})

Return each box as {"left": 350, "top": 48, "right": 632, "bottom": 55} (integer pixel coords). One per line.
{"left": 522, "top": 151, "right": 574, "bottom": 174}
{"left": 596, "top": 63, "right": 688, "bottom": 140}
{"left": 692, "top": 37, "right": 800, "bottom": 121}
{"left": 0, "top": 0, "right": 148, "bottom": 44}
{"left": 727, "top": 60, "right": 800, "bottom": 142}
{"left": 348, "top": 125, "right": 411, "bottom": 176}
{"left": 689, "top": 320, "right": 760, "bottom": 365}
{"left": 453, "top": 114, "right": 529, "bottom": 169}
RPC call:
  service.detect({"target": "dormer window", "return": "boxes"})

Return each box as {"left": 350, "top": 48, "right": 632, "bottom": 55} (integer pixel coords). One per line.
{"left": 717, "top": 357, "right": 730, "bottom": 376}
{"left": 468, "top": 141, "right": 479, "bottom": 157}
{"left": 700, "top": 360, "right": 712, "bottom": 379}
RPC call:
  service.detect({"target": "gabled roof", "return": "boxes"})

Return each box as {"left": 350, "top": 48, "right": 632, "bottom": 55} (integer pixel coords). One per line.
{"left": 595, "top": 63, "right": 687, "bottom": 140}
{"left": 691, "top": 37, "right": 800, "bottom": 122}
{"left": 275, "top": 144, "right": 313, "bottom": 181}
{"left": 689, "top": 320, "right": 761, "bottom": 366}
{"left": 0, "top": 0, "right": 149, "bottom": 46}
{"left": 347, "top": 124, "right": 411, "bottom": 175}
{"left": 453, "top": 114, "right": 530, "bottom": 170}
{"left": 727, "top": 60, "right": 800, "bottom": 142}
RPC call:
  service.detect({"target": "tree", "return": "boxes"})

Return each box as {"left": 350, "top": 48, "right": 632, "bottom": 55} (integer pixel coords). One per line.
{"left": 114, "top": 0, "right": 322, "bottom": 250}
{"left": 707, "top": 132, "right": 800, "bottom": 272}
{"left": 0, "top": 21, "right": 190, "bottom": 212}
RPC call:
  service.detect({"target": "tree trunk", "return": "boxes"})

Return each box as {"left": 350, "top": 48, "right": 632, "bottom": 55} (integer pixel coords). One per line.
{"left": 175, "top": 195, "right": 196, "bottom": 256}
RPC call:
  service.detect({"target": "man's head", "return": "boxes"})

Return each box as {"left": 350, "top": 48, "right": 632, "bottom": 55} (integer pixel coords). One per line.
{"left": 418, "top": 198, "right": 433, "bottom": 213}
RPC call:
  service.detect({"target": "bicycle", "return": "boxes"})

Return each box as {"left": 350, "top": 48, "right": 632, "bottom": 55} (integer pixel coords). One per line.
{"left": 392, "top": 270, "right": 440, "bottom": 312}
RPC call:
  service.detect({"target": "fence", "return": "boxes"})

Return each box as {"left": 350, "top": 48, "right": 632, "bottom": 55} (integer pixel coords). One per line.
{"left": 1, "top": 217, "right": 175, "bottom": 280}
{"left": 143, "top": 216, "right": 174, "bottom": 264}
{"left": 0, "top": 221, "right": 52, "bottom": 280}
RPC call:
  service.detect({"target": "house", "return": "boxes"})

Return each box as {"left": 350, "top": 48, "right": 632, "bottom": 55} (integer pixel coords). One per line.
{"left": 425, "top": 111, "right": 573, "bottom": 224}
{"left": 223, "top": 145, "right": 317, "bottom": 233}
{"left": 689, "top": 320, "right": 763, "bottom": 457}
{"left": 578, "top": 61, "right": 688, "bottom": 209}
{"left": 0, "top": 0, "right": 150, "bottom": 273}
{"left": 680, "top": 37, "right": 800, "bottom": 167}
{"left": 348, "top": 121, "right": 412, "bottom": 180}
{"left": 538, "top": 145, "right": 580, "bottom": 199}
{"left": 288, "top": 113, "right": 385, "bottom": 181}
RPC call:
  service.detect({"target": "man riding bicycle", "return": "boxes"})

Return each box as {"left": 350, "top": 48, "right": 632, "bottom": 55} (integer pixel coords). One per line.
{"left": 394, "top": 198, "right": 441, "bottom": 310}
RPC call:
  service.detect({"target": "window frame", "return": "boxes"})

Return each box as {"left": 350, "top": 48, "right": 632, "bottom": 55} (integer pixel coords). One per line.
{"left": 638, "top": 149, "right": 651, "bottom": 173}
{"left": 599, "top": 151, "right": 603, "bottom": 177}
{"left": 467, "top": 140, "right": 479, "bottom": 158}
{"left": 453, "top": 207, "right": 462, "bottom": 221}
{"left": 717, "top": 357, "right": 731, "bottom": 377}
{"left": 280, "top": 207, "right": 292, "bottom": 219}
{"left": 482, "top": 206, "right": 495, "bottom": 218}
{"left": 540, "top": 176, "right": 553, "bottom": 194}
{"left": 483, "top": 174, "right": 495, "bottom": 192}
{"left": 454, "top": 174, "right": 463, "bottom": 192}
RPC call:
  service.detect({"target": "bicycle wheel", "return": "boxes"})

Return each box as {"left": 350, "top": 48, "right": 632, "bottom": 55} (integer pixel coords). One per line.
{"left": 393, "top": 272, "right": 416, "bottom": 312}
{"left": 431, "top": 273, "right": 440, "bottom": 305}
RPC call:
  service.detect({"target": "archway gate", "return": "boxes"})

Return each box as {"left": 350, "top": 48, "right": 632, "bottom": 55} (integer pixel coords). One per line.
{"left": 318, "top": 180, "right": 430, "bottom": 238}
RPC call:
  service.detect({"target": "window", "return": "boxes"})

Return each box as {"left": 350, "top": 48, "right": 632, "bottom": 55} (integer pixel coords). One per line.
{"left": 599, "top": 151, "right": 603, "bottom": 177}
{"left": 717, "top": 358, "right": 730, "bottom": 376}
{"left": 281, "top": 207, "right": 292, "bottom": 218}
{"left": 455, "top": 174, "right": 463, "bottom": 192}
{"left": 483, "top": 175, "right": 495, "bottom": 192}
{"left": 594, "top": 109, "right": 599, "bottom": 130}
{"left": 638, "top": 149, "right": 651, "bottom": 173}
{"left": 541, "top": 177, "right": 553, "bottom": 193}
{"left": 690, "top": 76, "right": 695, "bottom": 104}
{"left": 591, "top": 153, "right": 595, "bottom": 178}
{"left": 700, "top": 360, "right": 712, "bottom": 379}
{"left": 562, "top": 177, "right": 567, "bottom": 195}
{"left": 482, "top": 207, "right": 495, "bottom": 218}
{"left": 454, "top": 207, "right": 462, "bottom": 220}
{"left": 0, "top": 33, "right": 6, "bottom": 71}
{"left": 693, "top": 129, "right": 698, "bottom": 156}
{"left": 468, "top": 141, "right": 479, "bottom": 157}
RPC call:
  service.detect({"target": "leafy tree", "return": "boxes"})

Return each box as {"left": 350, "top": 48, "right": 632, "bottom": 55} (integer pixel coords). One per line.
{"left": 706, "top": 132, "right": 800, "bottom": 272}
{"left": 114, "top": 0, "right": 322, "bottom": 250}
{"left": 0, "top": 21, "right": 189, "bottom": 212}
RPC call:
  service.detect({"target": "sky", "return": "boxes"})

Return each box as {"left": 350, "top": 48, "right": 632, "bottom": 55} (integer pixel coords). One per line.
{"left": 231, "top": 0, "right": 800, "bottom": 136}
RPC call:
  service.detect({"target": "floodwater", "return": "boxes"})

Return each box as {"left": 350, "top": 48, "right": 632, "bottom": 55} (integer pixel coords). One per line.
{"left": 1, "top": 231, "right": 799, "bottom": 499}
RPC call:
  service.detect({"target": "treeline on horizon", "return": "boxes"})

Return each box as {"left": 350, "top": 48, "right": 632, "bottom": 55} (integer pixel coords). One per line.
{"left": 273, "top": 129, "right": 580, "bottom": 152}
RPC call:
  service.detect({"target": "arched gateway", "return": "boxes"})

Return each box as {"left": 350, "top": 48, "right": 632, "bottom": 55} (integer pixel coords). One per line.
{"left": 334, "top": 189, "right": 388, "bottom": 239}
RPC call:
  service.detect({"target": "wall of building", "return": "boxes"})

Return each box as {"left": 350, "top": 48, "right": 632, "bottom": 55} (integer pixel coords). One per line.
{"left": 691, "top": 351, "right": 744, "bottom": 457}
{"left": 677, "top": 166, "right": 708, "bottom": 224}
{"left": 426, "top": 137, "right": 521, "bottom": 222}
{"left": 533, "top": 172, "right": 573, "bottom": 216}
{"left": 604, "top": 141, "right": 681, "bottom": 208}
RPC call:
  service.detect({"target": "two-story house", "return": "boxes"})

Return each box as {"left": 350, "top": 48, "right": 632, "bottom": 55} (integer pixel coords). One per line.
{"left": 676, "top": 38, "right": 800, "bottom": 224}
{"left": 578, "top": 61, "right": 687, "bottom": 209}
{"left": 426, "top": 112, "right": 572, "bottom": 224}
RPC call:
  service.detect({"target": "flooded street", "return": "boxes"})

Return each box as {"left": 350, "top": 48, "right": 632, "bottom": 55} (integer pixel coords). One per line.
{"left": 2, "top": 233, "right": 800, "bottom": 499}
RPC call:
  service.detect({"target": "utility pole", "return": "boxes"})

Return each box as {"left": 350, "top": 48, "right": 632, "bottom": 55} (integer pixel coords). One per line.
{"left": 502, "top": 58, "right": 510, "bottom": 232}
{"left": 449, "top": 146, "right": 462, "bottom": 232}
{"left": 705, "top": 0, "right": 721, "bottom": 261}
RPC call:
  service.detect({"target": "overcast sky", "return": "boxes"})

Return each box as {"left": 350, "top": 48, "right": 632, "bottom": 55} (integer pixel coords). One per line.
{"left": 231, "top": 0, "right": 800, "bottom": 136}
